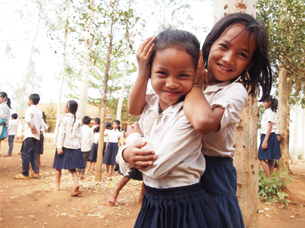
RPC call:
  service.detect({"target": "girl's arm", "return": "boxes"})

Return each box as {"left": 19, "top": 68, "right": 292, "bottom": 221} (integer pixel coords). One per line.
{"left": 56, "top": 116, "right": 66, "bottom": 154}
{"left": 262, "top": 122, "right": 272, "bottom": 150}
{"left": 128, "top": 36, "right": 156, "bottom": 115}
{"left": 183, "top": 52, "right": 224, "bottom": 134}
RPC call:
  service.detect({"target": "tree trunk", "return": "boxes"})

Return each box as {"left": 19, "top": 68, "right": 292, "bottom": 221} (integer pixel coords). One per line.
{"left": 291, "top": 101, "right": 300, "bottom": 164}
{"left": 214, "top": 1, "right": 258, "bottom": 227}
{"left": 278, "top": 67, "right": 290, "bottom": 171}
{"left": 302, "top": 108, "right": 305, "bottom": 161}
{"left": 116, "top": 38, "right": 127, "bottom": 122}
{"left": 56, "top": 0, "right": 69, "bottom": 129}
{"left": 18, "top": 17, "right": 40, "bottom": 120}
{"left": 95, "top": 21, "right": 114, "bottom": 181}
{"left": 78, "top": 0, "right": 94, "bottom": 118}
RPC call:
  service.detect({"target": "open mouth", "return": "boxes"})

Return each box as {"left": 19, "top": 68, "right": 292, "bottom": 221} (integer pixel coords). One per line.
{"left": 217, "top": 63, "right": 232, "bottom": 72}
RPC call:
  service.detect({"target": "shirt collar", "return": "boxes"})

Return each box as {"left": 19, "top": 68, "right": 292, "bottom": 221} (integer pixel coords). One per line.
{"left": 147, "top": 95, "right": 183, "bottom": 115}
{"left": 204, "top": 76, "right": 242, "bottom": 93}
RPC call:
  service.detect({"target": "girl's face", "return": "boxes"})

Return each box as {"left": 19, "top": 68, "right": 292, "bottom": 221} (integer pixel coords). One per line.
{"left": 0, "top": 94, "right": 6, "bottom": 104}
{"left": 263, "top": 100, "right": 271, "bottom": 109}
{"left": 207, "top": 23, "right": 257, "bottom": 85}
{"left": 150, "top": 48, "right": 195, "bottom": 111}
{"left": 112, "top": 122, "right": 118, "bottom": 129}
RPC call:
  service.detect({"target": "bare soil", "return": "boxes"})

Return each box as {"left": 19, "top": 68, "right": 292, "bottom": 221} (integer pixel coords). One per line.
{"left": 0, "top": 141, "right": 304, "bottom": 228}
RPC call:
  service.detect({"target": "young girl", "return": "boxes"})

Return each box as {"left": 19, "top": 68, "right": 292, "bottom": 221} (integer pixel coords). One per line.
{"left": 103, "top": 121, "right": 112, "bottom": 157}
{"left": 52, "top": 100, "right": 85, "bottom": 196}
{"left": 127, "top": 13, "right": 273, "bottom": 228}
{"left": 35, "top": 112, "right": 48, "bottom": 168}
{"left": 117, "top": 28, "right": 225, "bottom": 228}
{"left": 0, "top": 92, "right": 12, "bottom": 152}
{"left": 258, "top": 96, "right": 281, "bottom": 178}
{"left": 103, "top": 120, "right": 122, "bottom": 177}
{"left": 87, "top": 126, "right": 100, "bottom": 172}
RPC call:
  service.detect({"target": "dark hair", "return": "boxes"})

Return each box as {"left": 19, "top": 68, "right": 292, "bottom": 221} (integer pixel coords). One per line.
{"left": 94, "top": 117, "right": 100, "bottom": 125}
{"left": 29, "top": 93, "right": 40, "bottom": 105}
{"left": 148, "top": 28, "right": 200, "bottom": 70}
{"left": 202, "top": 13, "right": 272, "bottom": 102}
{"left": 265, "top": 96, "right": 278, "bottom": 112}
{"left": 67, "top": 100, "right": 78, "bottom": 124}
{"left": 11, "top": 113, "right": 18, "bottom": 119}
{"left": 105, "top": 122, "right": 112, "bottom": 129}
{"left": 113, "top": 119, "right": 120, "bottom": 126}
{"left": 0, "top": 92, "right": 12, "bottom": 109}
{"left": 42, "top": 112, "right": 46, "bottom": 122}
{"left": 82, "top": 116, "right": 91, "bottom": 125}
{"left": 95, "top": 126, "right": 100, "bottom": 133}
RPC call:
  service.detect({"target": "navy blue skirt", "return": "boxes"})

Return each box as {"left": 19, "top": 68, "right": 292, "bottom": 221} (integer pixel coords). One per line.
{"left": 103, "top": 142, "right": 118, "bottom": 166}
{"left": 134, "top": 183, "right": 225, "bottom": 228}
{"left": 258, "top": 133, "right": 281, "bottom": 160}
{"left": 201, "top": 156, "right": 244, "bottom": 228}
{"left": 88, "top": 143, "right": 98, "bottom": 162}
{"left": 118, "top": 167, "right": 143, "bottom": 181}
{"left": 53, "top": 147, "right": 86, "bottom": 170}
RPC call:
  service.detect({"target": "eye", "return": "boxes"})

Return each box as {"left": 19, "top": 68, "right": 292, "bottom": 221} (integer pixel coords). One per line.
{"left": 156, "top": 71, "right": 167, "bottom": 77}
{"left": 219, "top": 43, "right": 228, "bottom": 49}
{"left": 239, "top": 52, "right": 248, "bottom": 59}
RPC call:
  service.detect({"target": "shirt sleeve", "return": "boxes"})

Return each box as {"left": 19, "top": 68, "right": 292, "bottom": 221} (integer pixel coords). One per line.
{"left": 56, "top": 116, "right": 66, "bottom": 149}
{"left": 25, "top": 107, "right": 34, "bottom": 129}
{"left": 211, "top": 83, "right": 248, "bottom": 131}
{"left": 267, "top": 110, "right": 277, "bottom": 124}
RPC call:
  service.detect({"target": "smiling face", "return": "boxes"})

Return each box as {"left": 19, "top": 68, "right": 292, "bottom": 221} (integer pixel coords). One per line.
{"left": 150, "top": 48, "right": 195, "bottom": 111}
{"left": 207, "top": 23, "right": 257, "bottom": 85}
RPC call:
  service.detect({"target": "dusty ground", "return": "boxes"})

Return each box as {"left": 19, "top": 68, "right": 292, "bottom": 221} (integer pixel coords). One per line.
{"left": 0, "top": 140, "right": 304, "bottom": 228}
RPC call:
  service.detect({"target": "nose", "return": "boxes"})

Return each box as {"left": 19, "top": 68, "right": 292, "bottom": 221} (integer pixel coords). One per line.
{"left": 222, "top": 51, "right": 234, "bottom": 65}
{"left": 165, "top": 76, "right": 179, "bottom": 89}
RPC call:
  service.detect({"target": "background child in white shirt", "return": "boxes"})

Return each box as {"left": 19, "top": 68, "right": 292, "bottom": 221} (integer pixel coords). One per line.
{"left": 6, "top": 113, "right": 18, "bottom": 156}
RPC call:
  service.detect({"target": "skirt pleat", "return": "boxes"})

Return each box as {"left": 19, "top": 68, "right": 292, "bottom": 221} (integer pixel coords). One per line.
{"left": 134, "top": 183, "right": 225, "bottom": 228}
{"left": 258, "top": 133, "right": 282, "bottom": 160}
{"left": 201, "top": 156, "right": 244, "bottom": 228}
{"left": 53, "top": 147, "right": 86, "bottom": 170}
{"left": 88, "top": 143, "right": 98, "bottom": 162}
{"left": 103, "top": 142, "right": 118, "bottom": 166}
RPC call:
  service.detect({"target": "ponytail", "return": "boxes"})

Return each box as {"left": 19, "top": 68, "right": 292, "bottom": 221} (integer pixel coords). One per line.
{"left": 67, "top": 100, "right": 78, "bottom": 127}
{"left": 0, "top": 92, "right": 12, "bottom": 109}
{"left": 265, "top": 96, "right": 278, "bottom": 112}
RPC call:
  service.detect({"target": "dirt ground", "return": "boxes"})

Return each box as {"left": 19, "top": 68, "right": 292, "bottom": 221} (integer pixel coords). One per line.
{"left": 0, "top": 140, "right": 304, "bottom": 228}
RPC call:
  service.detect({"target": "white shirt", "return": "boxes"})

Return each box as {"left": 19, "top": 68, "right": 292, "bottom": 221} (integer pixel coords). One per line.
{"left": 260, "top": 108, "right": 278, "bottom": 134}
{"left": 0, "top": 102, "right": 10, "bottom": 127}
{"left": 81, "top": 125, "right": 93, "bottom": 152}
{"left": 108, "top": 129, "right": 122, "bottom": 143}
{"left": 40, "top": 119, "right": 48, "bottom": 134}
{"left": 201, "top": 79, "right": 248, "bottom": 157}
{"left": 54, "top": 113, "right": 82, "bottom": 149}
{"left": 117, "top": 94, "right": 205, "bottom": 188}
{"left": 93, "top": 132, "right": 100, "bottom": 144}
{"left": 24, "top": 105, "right": 42, "bottom": 140}
{"left": 8, "top": 119, "right": 18, "bottom": 136}
{"left": 104, "top": 129, "right": 110, "bottom": 142}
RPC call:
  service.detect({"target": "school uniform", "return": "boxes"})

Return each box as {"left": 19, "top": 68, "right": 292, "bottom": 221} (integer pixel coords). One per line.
{"left": 103, "top": 129, "right": 109, "bottom": 156}
{"left": 53, "top": 113, "right": 85, "bottom": 170}
{"left": 0, "top": 102, "right": 10, "bottom": 140}
{"left": 117, "top": 94, "right": 225, "bottom": 228}
{"left": 200, "top": 79, "right": 247, "bottom": 228}
{"left": 7, "top": 119, "right": 18, "bottom": 155}
{"left": 103, "top": 129, "right": 122, "bottom": 166}
{"left": 34, "top": 119, "right": 48, "bottom": 155}
{"left": 21, "top": 105, "right": 42, "bottom": 176}
{"left": 258, "top": 108, "right": 281, "bottom": 160}
{"left": 88, "top": 132, "right": 99, "bottom": 162}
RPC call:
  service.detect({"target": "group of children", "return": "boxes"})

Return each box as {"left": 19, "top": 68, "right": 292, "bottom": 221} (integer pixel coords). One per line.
{"left": 0, "top": 11, "right": 283, "bottom": 228}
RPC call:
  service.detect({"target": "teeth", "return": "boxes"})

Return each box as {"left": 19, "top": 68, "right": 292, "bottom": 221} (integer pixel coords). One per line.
{"left": 219, "top": 64, "right": 230, "bottom": 71}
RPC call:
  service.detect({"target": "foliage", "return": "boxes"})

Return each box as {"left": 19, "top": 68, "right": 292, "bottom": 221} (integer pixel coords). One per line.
{"left": 257, "top": 0, "right": 305, "bottom": 106}
{"left": 258, "top": 165, "right": 293, "bottom": 205}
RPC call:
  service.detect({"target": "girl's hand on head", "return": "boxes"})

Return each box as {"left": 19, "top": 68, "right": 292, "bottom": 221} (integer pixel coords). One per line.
{"left": 136, "top": 36, "right": 156, "bottom": 79}
{"left": 57, "top": 148, "right": 64, "bottom": 155}
{"left": 125, "top": 123, "right": 141, "bottom": 138}
{"left": 122, "top": 141, "right": 157, "bottom": 170}
{"left": 193, "top": 50, "right": 207, "bottom": 88}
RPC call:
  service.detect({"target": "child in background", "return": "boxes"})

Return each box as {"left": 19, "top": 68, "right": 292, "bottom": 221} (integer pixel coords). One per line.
{"left": 92, "top": 117, "right": 100, "bottom": 131}
{"left": 35, "top": 112, "right": 48, "bottom": 168}
{"left": 117, "top": 29, "right": 225, "bottom": 228}
{"left": 14, "top": 94, "right": 42, "bottom": 179}
{"left": 258, "top": 96, "right": 281, "bottom": 178}
{"left": 103, "top": 122, "right": 112, "bottom": 157}
{"left": 87, "top": 126, "right": 100, "bottom": 172}
{"left": 128, "top": 13, "right": 273, "bottom": 228}
{"left": 0, "top": 92, "right": 12, "bottom": 153}
{"left": 52, "top": 100, "right": 85, "bottom": 195}
{"left": 103, "top": 120, "right": 122, "bottom": 177}
{"left": 77, "top": 116, "right": 93, "bottom": 180}
{"left": 6, "top": 113, "right": 18, "bottom": 157}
